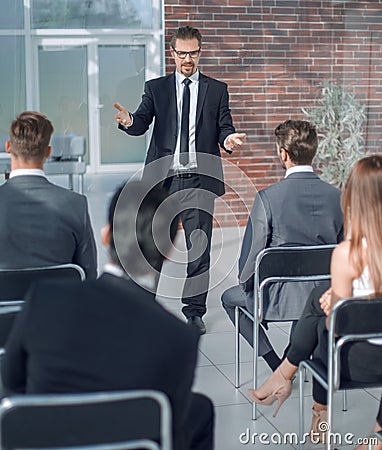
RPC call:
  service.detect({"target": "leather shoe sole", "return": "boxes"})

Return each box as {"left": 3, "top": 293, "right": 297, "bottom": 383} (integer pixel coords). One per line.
{"left": 187, "top": 316, "right": 206, "bottom": 335}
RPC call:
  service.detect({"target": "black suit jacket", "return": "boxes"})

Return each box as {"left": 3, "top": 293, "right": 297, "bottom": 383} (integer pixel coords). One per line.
{"left": 119, "top": 72, "right": 236, "bottom": 196}
{"left": 2, "top": 273, "right": 200, "bottom": 450}
{"left": 0, "top": 175, "right": 97, "bottom": 279}
{"left": 239, "top": 172, "right": 344, "bottom": 320}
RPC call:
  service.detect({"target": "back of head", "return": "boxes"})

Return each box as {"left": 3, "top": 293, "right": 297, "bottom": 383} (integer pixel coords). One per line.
{"left": 274, "top": 120, "right": 318, "bottom": 165}
{"left": 108, "top": 181, "right": 178, "bottom": 281}
{"left": 170, "top": 25, "right": 202, "bottom": 47}
{"left": 343, "top": 154, "right": 382, "bottom": 294}
{"left": 9, "top": 111, "right": 54, "bottom": 162}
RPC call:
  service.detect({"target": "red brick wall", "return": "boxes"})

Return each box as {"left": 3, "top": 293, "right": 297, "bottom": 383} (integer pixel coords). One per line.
{"left": 165, "top": 0, "right": 382, "bottom": 226}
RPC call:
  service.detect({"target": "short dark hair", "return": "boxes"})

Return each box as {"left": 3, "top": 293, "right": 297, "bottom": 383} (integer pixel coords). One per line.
{"left": 170, "top": 25, "right": 202, "bottom": 49}
{"left": 9, "top": 111, "right": 54, "bottom": 161}
{"left": 108, "top": 181, "right": 178, "bottom": 276}
{"left": 274, "top": 120, "right": 318, "bottom": 165}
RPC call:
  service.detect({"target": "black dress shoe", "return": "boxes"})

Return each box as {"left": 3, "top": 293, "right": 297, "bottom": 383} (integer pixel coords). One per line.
{"left": 187, "top": 316, "right": 206, "bottom": 335}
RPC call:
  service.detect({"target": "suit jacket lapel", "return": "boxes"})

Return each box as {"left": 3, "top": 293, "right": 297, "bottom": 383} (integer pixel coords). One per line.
{"left": 167, "top": 73, "right": 178, "bottom": 139}
{"left": 196, "top": 73, "right": 208, "bottom": 127}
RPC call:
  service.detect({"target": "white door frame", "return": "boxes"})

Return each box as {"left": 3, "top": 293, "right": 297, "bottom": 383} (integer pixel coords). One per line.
{"left": 30, "top": 33, "right": 162, "bottom": 173}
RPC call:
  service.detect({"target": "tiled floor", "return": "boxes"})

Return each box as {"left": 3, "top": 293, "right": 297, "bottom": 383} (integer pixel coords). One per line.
{"left": 61, "top": 172, "right": 380, "bottom": 450}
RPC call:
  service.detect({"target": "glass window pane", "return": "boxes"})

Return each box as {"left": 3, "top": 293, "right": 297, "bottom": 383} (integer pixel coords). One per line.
{"left": 0, "top": 0, "right": 24, "bottom": 29}
{"left": 31, "top": 0, "right": 153, "bottom": 29}
{"left": 99, "top": 45, "right": 146, "bottom": 164}
{"left": 38, "top": 45, "right": 89, "bottom": 162}
{"left": 0, "top": 37, "right": 26, "bottom": 136}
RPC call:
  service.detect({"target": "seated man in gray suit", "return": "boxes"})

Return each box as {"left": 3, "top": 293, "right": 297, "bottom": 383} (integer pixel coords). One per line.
{"left": 0, "top": 111, "right": 97, "bottom": 278}
{"left": 221, "top": 120, "right": 344, "bottom": 371}
{"left": 2, "top": 181, "right": 214, "bottom": 450}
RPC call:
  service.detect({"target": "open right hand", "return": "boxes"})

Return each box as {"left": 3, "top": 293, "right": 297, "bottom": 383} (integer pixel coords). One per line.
{"left": 114, "top": 102, "right": 132, "bottom": 127}
{"left": 319, "top": 287, "right": 332, "bottom": 316}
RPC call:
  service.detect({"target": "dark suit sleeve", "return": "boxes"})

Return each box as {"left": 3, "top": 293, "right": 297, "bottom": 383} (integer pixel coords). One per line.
{"left": 73, "top": 197, "right": 97, "bottom": 279}
{"left": 118, "top": 81, "right": 155, "bottom": 137}
{"left": 218, "top": 84, "right": 236, "bottom": 152}
{"left": 239, "top": 191, "right": 271, "bottom": 292}
{"left": 1, "top": 301, "right": 30, "bottom": 394}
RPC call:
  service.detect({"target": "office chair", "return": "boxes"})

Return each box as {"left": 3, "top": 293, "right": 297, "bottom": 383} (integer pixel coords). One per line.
{"left": 46, "top": 134, "right": 87, "bottom": 193}
{"left": 0, "top": 264, "right": 85, "bottom": 302}
{"left": 298, "top": 297, "right": 382, "bottom": 450}
{"left": 234, "top": 244, "right": 336, "bottom": 419}
{"left": 0, "top": 390, "right": 172, "bottom": 450}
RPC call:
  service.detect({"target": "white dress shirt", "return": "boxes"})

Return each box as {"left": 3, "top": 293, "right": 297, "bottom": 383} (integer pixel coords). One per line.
{"left": 103, "top": 262, "right": 156, "bottom": 291}
{"left": 284, "top": 165, "right": 314, "bottom": 178}
{"left": 10, "top": 168, "right": 46, "bottom": 179}
{"left": 172, "top": 70, "right": 199, "bottom": 171}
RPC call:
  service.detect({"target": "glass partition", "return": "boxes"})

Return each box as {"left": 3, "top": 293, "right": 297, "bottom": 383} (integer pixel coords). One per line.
{"left": 38, "top": 45, "right": 89, "bottom": 160}
{"left": 0, "top": 37, "right": 26, "bottom": 135}
{"left": 31, "top": 0, "right": 154, "bottom": 29}
{"left": 99, "top": 45, "right": 146, "bottom": 164}
{"left": 0, "top": 0, "right": 24, "bottom": 29}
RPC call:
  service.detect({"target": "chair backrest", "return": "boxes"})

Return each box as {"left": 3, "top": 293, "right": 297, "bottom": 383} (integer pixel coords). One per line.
{"left": 17, "top": 442, "right": 160, "bottom": 450}
{"left": 0, "top": 390, "right": 171, "bottom": 450}
{"left": 0, "top": 264, "right": 85, "bottom": 301}
{"left": 255, "top": 244, "right": 336, "bottom": 287}
{"left": 328, "top": 296, "right": 382, "bottom": 390}
{"left": 331, "top": 296, "right": 382, "bottom": 336}
{"left": 50, "top": 134, "right": 86, "bottom": 160}
{"left": 254, "top": 244, "right": 336, "bottom": 318}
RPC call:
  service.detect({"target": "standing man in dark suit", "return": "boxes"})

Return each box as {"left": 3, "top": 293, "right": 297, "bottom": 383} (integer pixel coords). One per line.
{"left": 0, "top": 111, "right": 97, "bottom": 278}
{"left": 222, "top": 120, "right": 344, "bottom": 371}
{"left": 114, "top": 25, "right": 246, "bottom": 334}
{"left": 2, "top": 181, "right": 214, "bottom": 450}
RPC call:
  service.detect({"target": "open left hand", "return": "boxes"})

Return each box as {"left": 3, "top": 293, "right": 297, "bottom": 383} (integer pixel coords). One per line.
{"left": 225, "top": 133, "right": 246, "bottom": 151}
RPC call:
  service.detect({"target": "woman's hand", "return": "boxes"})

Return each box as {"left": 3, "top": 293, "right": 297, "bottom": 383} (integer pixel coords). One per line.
{"left": 319, "top": 287, "right": 332, "bottom": 316}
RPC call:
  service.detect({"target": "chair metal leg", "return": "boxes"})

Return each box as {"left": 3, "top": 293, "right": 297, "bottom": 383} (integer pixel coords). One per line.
{"left": 327, "top": 373, "right": 334, "bottom": 449}
{"left": 298, "top": 364, "right": 305, "bottom": 450}
{"left": 342, "top": 390, "right": 347, "bottom": 411}
{"left": 304, "top": 366, "right": 309, "bottom": 382}
{"left": 234, "top": 306, "right": 240, "bottom": 388}
{"left": 252, "top": 312, "right": 259, "bottom": 420}
{"left": 69, "top": 174, "right": 74, "bottom": 191}
{"left": 79, "top": 173, "right": 84, "bottom": 194}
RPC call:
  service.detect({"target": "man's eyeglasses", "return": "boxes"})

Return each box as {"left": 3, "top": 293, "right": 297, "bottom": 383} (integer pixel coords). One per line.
{"left": 172, "top": 48, "right": 201, "bottom": 59}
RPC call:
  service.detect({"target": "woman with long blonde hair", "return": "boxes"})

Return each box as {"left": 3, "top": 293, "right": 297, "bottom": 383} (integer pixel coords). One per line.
{"left": 249, "top": 155, "right": 382, "bottom": 447}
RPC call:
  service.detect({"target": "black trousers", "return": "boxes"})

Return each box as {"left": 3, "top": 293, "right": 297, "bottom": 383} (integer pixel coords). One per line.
{"left": 164, "top": 174, "right": 215, "bottom": 318}
{"left": 287, "top": 285, "right": 382, "bottom": 405}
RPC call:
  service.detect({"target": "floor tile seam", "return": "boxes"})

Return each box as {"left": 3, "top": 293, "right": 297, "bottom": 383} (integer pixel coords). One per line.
{"left": 209, "top": 361, "right": 253, "bottom": 403}
{"left": 360, "top": 388, "right": 381, "bottom": 402}
{"left": 197, "top": 349, "right": 216, "bottom": 367}
{"left": 214, "top": 401, "right": 252, "bottom": 409}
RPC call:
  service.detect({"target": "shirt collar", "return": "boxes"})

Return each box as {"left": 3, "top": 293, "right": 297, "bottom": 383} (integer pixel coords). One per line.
{"left": 103, "top": 262, "right": 126, "bottom": 278}
{"left": 10, "top": 168, "right": 46, "bottom": 179}
{"left": 285, "top": 165, "right": 314, "bottom": 178}
{"left": 103, "top": 262, "right": 156, "bottom": 290}
{"left": 175, "top": 69, "right": 199, "bottom": 85}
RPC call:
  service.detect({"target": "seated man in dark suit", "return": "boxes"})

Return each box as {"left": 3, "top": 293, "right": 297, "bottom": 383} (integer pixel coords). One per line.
{"left": 0, "top": 111, "right": 97, "bottom": 278}
{"left": 221, "top": 120, "right": 344, "bottom": 371}
{"left": 2, "top": 181, "right": 214, "bottom": 450}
